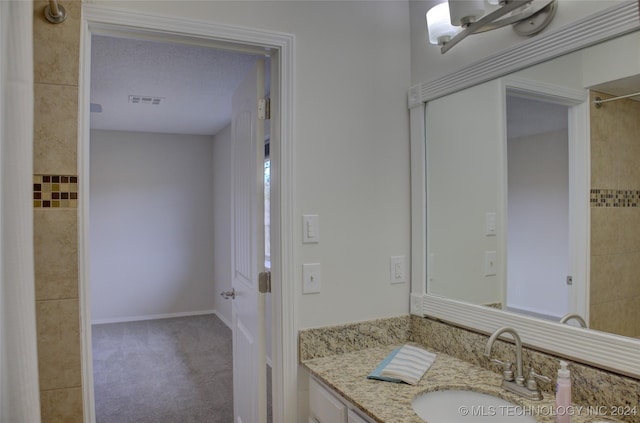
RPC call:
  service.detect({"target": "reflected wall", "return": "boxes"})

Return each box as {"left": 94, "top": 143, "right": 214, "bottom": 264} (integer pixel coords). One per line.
{"left": 589, "top": 90, "right": 640, "bottom": 338}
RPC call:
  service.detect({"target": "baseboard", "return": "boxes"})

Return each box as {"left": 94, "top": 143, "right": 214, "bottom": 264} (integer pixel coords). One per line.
{"left": 213, "top": 310, "right": 232, "bottom": 329}
{"left": 91, "top": 309, "right": 216, "bottom": 325}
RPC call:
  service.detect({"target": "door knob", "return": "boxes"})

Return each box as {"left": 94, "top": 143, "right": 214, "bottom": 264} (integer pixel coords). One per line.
{"left": 220, "top": 288, "right": 235, "bottom": 300}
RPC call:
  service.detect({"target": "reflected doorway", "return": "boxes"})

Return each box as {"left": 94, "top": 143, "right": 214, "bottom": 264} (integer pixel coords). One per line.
{"left": 505, "top": 94, "right": 570, "bottom": 319}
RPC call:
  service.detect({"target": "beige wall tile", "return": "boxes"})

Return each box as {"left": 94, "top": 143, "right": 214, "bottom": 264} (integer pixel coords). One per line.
{"left": 34, "top": 83, "right": 78, "bottom": 175}
{"left": 590, "top": 208, "right": 640, "bottom": 256}
{"left": 33, "top": 0, "right": 81, "bottom": 86}
{"left": 590, "top": 91, "right": 616, "bottom": 188}
{"left": 591, "top": 90, "right": 640, "bottom": 190}
{"left": 633, "top": 299, "right": 640, "bottom": 339}
{"left": 34, "top": 209, "right": 78, "bottom": 300}
{"left": 34, "top": 0, "right": 84, "bottom": 417}
{"left": 590, "top": 297, "right": 637, "bottom": 338}
{"left": 590, "top": 90, "right": 640, "bottom": 341}
{"left": 40, "top": 387, "right": 84, "bottom": 423}
{"left": 590, "top": 207, "right": 620, "bottom": 256}
{"left": 618, "top": 208, "right": 640, "bottom": 253}
{"left": 613, "top": 99, "right": 640, "bottom": 189}
{"left": 36, "top": 299, "right": 81, "bottom": 391}
{"left": 590, "top": 252, "right": 640, "bottom": 305}
{"left": 590, "top": 253, "right": 616, "bottom": 304}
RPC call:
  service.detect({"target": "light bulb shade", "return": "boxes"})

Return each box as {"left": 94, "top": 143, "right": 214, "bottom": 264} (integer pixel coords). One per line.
{"left": 448, "top": 0, "right": 485, "bottom": 26}
{"left": 426, "top": 2, "right": 460, "bottom": 45}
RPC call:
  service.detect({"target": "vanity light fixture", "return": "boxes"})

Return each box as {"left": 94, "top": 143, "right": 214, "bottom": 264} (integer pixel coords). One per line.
{"left": 426, "top": 0, "right": 558, "bottom": 54}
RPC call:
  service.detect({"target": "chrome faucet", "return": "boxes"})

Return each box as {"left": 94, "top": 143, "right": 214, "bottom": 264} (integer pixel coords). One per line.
{"left": 484, "top": 327, "right": 549, "bottom": 400}
{"left": 559, "top": 313, "right": 588, "bottom": 328}
{"left": 484, "top": 327, "right": 525, "bottom": 385}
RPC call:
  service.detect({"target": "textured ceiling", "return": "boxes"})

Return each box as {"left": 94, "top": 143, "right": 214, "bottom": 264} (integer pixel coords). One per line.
{"left": 90, "top": 35, "right": 262, "bottom": 136}
{"left": 91, "top": 34, "right": 637, "bottom": 138}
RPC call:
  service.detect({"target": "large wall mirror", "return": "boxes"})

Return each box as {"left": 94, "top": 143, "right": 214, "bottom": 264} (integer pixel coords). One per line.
{"left": 409, "top": 0, "right": 640, "bottom": 378}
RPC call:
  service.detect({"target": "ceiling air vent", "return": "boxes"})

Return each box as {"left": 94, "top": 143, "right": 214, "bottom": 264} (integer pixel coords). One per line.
{"left": 129, "top": 95, "right": 163, "bottom": 105}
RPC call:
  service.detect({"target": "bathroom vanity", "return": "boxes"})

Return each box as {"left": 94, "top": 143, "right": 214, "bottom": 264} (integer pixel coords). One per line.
{"left": 300, "top": 316, "right": 637, "bottom": 423}
{"left": 304, "top": 344, "right": 558, "bottom": 423}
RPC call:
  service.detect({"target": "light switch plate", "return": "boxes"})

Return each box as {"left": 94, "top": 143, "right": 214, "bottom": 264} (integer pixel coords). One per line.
{"left": 485, "top": 212, "right": 497, "bottom": 236}
{"left": 302, "top": 263, "right": 321, "bottom": 294}
{"left": 302, "top": 215, "right": 320, "bottom": 243}
{"left": 390, "top": 256, "right": 406, "bottom": 284}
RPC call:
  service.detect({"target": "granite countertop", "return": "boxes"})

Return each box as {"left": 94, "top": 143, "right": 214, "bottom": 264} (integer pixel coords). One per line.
{"left": 302, "top": 343, "right": 619, "bottom": 423}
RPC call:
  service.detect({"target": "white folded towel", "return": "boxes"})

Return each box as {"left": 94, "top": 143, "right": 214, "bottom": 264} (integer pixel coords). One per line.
{"left": 379, "top": 344, "right": 436, "bottom": 385}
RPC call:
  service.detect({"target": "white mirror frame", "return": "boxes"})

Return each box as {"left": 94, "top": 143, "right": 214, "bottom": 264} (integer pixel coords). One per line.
{"left": 409, "top": 0, "right": 640, "bottom": 378}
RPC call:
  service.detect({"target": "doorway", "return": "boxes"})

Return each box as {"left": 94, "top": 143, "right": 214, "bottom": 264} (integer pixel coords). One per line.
{"left": 88, "top": 33, "right": 268, "bottom": 421}
{"left": 79, "top": 7, "right": 295, "bottom": 422}
{"left": 505, "top": 94, "right": 570, "bottom": 318}
{"left": 501, "top": 79, "right": 590, "bottom": 323}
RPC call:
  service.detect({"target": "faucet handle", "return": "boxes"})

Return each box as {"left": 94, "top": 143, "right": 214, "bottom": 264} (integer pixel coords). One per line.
{"left": 490, "top": 358, "right": 515, "bottom": 382}
{"left": 525, "top": 368, "right": 551, "bottom": 391}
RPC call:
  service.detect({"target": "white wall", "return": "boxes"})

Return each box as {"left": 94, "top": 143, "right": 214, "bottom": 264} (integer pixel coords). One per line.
{"left": 91, "top": 0, "right": 413, "bottom": 329}
{"left": 212, "top": 124, "right": 233, "bottom": 327}
{"left": 90, "top": 130, "right": 216, "bottom": 322}
{"left": 410, "top": 0, "right": 627, "bottom": 86}
{"left": 506, "top": 31, "right": 640, "bottom": 90}
{"left": 581, "top": 31, "right": 640, "bottom": 88}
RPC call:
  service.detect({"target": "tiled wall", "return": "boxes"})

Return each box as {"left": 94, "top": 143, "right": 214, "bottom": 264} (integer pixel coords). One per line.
{"left": 589, "top": 90, "right": 640, "bottom": 338}
{"left": 33, "top": 0, "right": 83, "bottom": 421}
{"left": 591, "top": 189, "right": 640, "bottom": 208}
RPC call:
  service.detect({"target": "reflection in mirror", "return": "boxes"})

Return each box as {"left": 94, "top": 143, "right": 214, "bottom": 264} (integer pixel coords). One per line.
{"left": 425, "top": 79, "right": 503, "bottom": 306}
{"left": 589, "top": 77, "right": 640, "bottom": 339}
{"left": 559, "top": 312, "right": 587, "bottom": 328}
{"left": 425, "top": 30, "right": 640, "bottom": 340}
{"left": 505, "top": 94, "right": 569, "bottom": 319}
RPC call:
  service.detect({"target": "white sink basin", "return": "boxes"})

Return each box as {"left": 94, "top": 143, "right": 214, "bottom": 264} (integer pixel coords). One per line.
{"left": 412, "top": 389, "right": 538, "bottom": 422}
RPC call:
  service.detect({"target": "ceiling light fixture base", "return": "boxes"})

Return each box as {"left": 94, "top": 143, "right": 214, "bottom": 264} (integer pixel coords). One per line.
{"left": 512, "top": 0, "right": 557, "bottom": 37}
{"left": 438, "top": 0, "right": 557, "bottom": 54}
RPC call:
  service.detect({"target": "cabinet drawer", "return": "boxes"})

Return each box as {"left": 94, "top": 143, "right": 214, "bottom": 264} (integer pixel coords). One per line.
{"left": 309, "top": 377, "right": 347, "bottom": 423}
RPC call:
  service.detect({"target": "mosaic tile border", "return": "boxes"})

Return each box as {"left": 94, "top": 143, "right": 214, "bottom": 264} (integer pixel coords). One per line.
{"left": 591, "top": 189, "right": 640, "bottom": 208}
{"left": 33, "top": 175, "right": 79, "bottom": 208}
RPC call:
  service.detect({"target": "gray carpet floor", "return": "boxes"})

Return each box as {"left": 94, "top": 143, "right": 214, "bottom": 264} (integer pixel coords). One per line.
{"left": 92, "top": 314, "right": 234, "bottom": 423}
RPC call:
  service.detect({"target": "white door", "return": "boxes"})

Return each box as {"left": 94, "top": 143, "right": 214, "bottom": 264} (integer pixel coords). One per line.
{"left": 231, "top": 59, "right": 267, "bottom": 423}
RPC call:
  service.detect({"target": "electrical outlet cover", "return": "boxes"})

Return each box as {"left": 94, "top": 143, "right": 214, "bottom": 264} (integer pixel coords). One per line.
{"left": 484, "top": 251, "right": 497, "bottom": 276}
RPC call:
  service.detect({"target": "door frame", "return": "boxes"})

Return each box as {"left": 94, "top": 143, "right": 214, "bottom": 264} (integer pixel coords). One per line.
{"left": 77, "top": 5, "right": 296, "bottom": 422}
{"left": 499, "top": 76, "right": 590, "bottom": 320}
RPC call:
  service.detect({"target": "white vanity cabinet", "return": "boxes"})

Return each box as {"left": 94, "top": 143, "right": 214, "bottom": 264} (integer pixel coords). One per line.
{"left": 347, "top": 409, "right": 373, "bottom": 423}
{"left": 309, "top": 376, "right": 375, "bottom": 423}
